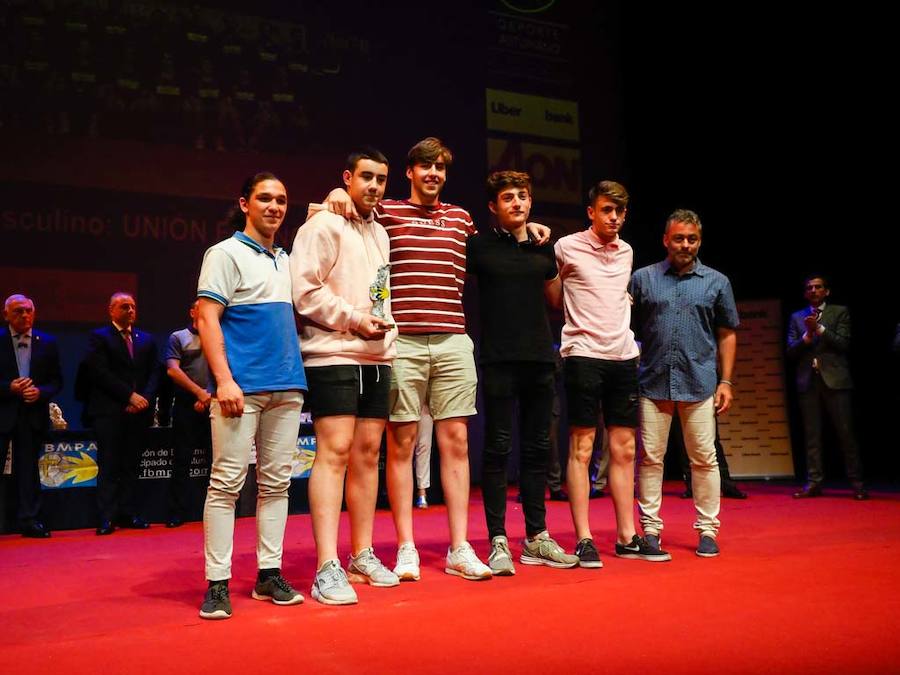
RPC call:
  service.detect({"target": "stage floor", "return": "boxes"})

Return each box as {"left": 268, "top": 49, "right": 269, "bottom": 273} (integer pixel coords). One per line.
{"left": 2, "top": 482, "right": 898, "bottom": 674}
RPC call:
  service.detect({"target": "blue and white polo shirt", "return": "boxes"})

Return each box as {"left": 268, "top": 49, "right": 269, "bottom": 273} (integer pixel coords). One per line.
{"left": 197, "top": 231, "right": 307, "bottom": 394}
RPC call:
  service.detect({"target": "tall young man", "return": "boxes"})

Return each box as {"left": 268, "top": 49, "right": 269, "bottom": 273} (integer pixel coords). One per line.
{"left": 631, "top": 209, "right": 739, "bottom": 557}
{"left": 467, "top": 171, "right": 578, "bottom": 575}
{"left": 197, "top": 172, "right": 307, "bottom": 619}
{"left": 291, "top": 149, "right": 399, "bottom": 605}
{"left": 554, "top": 181, "right": 670, "bottom": 567}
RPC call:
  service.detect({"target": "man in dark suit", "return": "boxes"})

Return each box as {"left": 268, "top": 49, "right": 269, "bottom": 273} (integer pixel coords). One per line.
{"left": 0, "top": 294, "right": 62, "bottom": 537}
{"left": 82, "top": 292, "right": 159, "bottom": 534}
{"left": 787, "top": 275, "right": 866, "bottom": 500}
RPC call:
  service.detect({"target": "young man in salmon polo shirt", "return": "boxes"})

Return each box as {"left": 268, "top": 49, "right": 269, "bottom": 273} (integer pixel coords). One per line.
{"left": 291, "top": 148, "right": 399, "bottom": 605}
{"left": 324, "top": 138, "right": 550, "bottom": 581}
{"left": 554, "top": 180, "right": 671, "bottom": 568}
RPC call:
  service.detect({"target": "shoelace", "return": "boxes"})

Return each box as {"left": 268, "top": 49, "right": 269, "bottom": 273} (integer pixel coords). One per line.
{"left": 319, "top": 562, "right": 346, "bottom": 587}
{"left": 455, "top": 543, "right": 479, "bottom": 564}
{"left": 397, "top": 546, "right": 417, "bottom": 565}
{"left": 269, "top": 575, "right": 293, "bottom": 593}
{"left": 210, "top": 584, "right": 229, "bottom": 602}
{"left": 491, "top": 540, "right": 510, "bottom": 557}
{"left": 356, "top": 550, "right": 385, "bottom": 572}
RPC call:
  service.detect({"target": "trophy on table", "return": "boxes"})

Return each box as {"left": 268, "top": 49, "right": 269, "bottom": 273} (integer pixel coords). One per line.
{"left": 49, "top": 402, "right": 68, "bottom": 430}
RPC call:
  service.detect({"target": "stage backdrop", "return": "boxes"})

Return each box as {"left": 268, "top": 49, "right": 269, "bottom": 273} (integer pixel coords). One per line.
{"left": 718, "top": 299, "right": 795, "bottom": 478}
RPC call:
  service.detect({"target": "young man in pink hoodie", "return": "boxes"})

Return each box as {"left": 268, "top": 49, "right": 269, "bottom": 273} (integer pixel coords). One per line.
{"left": 290, "top": 148, "right": 399, "bottom": 605}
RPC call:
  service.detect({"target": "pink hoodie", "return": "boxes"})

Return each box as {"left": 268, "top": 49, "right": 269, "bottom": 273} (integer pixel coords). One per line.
{"left": 289, "top": 204, "right": 397, "bottom": 366}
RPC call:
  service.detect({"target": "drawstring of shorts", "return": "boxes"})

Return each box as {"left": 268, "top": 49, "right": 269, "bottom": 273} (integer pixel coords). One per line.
{"left": 358, "top": 365, "right": 382, "bottom": 395}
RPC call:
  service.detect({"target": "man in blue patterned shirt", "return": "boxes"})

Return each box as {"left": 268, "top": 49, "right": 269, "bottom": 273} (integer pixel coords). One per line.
{"left": 630, "top": 209, "right": 739, "bottom": 558}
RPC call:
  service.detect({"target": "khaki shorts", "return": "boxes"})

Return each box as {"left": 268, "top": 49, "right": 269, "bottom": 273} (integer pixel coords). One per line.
{"left": 389, "top": 333, "right": 478, "bottom": 422}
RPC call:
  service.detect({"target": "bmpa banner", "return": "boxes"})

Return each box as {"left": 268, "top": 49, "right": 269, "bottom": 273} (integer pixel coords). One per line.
{"left": 39, "top": 440, "right": 99, "bottom": 489}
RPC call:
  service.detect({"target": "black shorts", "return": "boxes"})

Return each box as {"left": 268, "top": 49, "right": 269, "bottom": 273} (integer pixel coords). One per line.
{"left": 564, "top": 356, "right": 639, "bottom": 428}
{"left": 304, "top": 365, "right": 391, "bottom": 420}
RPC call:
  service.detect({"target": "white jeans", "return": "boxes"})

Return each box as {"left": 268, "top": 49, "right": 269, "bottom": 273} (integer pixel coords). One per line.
{"left": 204, "top": 391, "right": 303, "bottom": 580}
{"left": 638, "top": 396, "right": 720, "bottom": 538}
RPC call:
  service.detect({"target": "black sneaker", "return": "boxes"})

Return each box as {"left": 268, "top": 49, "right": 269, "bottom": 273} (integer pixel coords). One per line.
{"left": 696, "top": 535, "right": 720, "bottom": 558}
{"left": 199, "top": 582, "right": 232, "bottom": 620}
{"left": 574, "top": 538, "right": 603, "bottom": 568}
{"left": 252, "top": 573, "right": 304, "bottom": 605}
{"left": 615, "top": 534, "right": 672, "bottom": 562}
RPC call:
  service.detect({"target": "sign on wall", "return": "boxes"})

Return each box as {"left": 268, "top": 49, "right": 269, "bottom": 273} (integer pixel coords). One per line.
{"left": 487, "top": 138, "right": 581, "bottom": 205}
{"left": 486, "top": 89, "right": 579, "bottom": 141}
{"left": 717, "top": 299, "right": 795, "bottom": 478}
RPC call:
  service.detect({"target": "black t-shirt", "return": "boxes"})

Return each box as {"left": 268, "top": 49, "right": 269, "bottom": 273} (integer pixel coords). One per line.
{"left": 466, "top": 229, "right": 557, "bottom": 364}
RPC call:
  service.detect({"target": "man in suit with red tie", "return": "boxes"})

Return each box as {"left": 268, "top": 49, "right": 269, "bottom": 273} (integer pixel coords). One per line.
{"left": 787, "top": 275, "right": 867, "bottom": 500}
{"left": 82, "top": 292, "right": 159, "bottom": 534}
{"left": 0, "top": 294, "right": 62, "bottom": 537}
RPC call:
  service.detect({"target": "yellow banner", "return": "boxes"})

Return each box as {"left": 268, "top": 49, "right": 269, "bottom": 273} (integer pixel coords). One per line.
{"left": 486, "top": 89, "right": 579, "bottom": 141}
{"left": 487, "top": 137, "right": 581, "bottom": 205}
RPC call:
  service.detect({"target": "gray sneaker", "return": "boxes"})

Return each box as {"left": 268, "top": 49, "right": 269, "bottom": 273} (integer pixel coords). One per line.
{"left": 488, "top": 536, "right": 516, "bottom": 576}
{"left": 520, "top": 531, "right": 579, "bottom": 568}
{"left": 311, "top": 559, "right": 358, "bottom": 605}
{"left": 199, "top": 582, "right": 232, "bottom": 620}
{"left": 347, "top": 548, "right": 400, "bottom": 587}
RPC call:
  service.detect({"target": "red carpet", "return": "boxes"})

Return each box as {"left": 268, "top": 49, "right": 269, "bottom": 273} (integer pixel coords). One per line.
{"left": 2, "top": 482, "right": 898, "bottom": 674}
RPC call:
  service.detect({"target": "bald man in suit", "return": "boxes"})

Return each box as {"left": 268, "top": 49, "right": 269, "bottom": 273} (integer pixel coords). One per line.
{"left": 787, "top": 275, "right": 866, "bottom": 500}
{"left": 82, "top": 292, "right": 159, "bottom": 534}
{"left": 0, "top": 294, "right": 62, "bottom": 537}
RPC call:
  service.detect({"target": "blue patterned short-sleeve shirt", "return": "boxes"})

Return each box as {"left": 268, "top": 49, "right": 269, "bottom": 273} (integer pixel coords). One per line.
{"left": 629, "top": 259, "right": 739, "bottom": 402}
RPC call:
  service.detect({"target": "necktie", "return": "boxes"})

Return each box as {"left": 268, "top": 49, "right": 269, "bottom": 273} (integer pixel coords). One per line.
{"left": 122, "top": 330, "right": 134, "bottom": 358}
{"left": 14, "top": 334, "right": 30, "bottom": 377}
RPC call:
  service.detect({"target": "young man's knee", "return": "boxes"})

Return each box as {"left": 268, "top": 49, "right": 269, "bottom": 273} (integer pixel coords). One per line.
{"left": 353, "top": 443, "right": 381, "bottom": 470}
{"left": 568, "top": 429, "right": 596, "bottom": 464}
{"left": 316, "top": 443, "right": 352, "bottom": 469}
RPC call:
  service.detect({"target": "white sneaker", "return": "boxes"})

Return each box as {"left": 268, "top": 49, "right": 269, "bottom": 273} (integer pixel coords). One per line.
{"left": 311, "top": 560, "right": 358, "bottom": 605}
{"left": 445, "top": 542, "right": 492, "bottom": 581}
{"left": 393, "top": 542, "right": 421, "bottom": 581}
{"left": 347, "top": 548, "right": 400, "bottom": 587}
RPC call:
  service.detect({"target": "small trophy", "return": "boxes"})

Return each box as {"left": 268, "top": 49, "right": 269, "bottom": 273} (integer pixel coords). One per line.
{"left": 49, "top": 402, "right": 68, "bottom": 430}
{"left": 369, "top": 263, "right": 392, "bottom": 319}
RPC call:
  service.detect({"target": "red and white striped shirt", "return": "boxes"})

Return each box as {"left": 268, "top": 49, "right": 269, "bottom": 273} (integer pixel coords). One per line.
{"left": 375, "top": 199, "right": 475, "bottom": 335}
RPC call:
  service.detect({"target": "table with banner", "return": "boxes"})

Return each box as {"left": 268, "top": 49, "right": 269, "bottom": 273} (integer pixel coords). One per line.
{"left": 2, "top": 410, "right": 442, "bottom": 533}
{"left": 0, "top": 414, "right": 319, "bottom": 533}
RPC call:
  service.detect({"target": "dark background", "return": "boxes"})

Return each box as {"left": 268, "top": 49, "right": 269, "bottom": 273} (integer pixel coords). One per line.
{"left": 1, "top": 1, "right": 895, "bottom": 484}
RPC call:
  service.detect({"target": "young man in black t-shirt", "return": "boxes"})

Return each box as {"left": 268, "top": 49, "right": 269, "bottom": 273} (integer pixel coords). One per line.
{"left": 466, "top": 171, "right": 578, "bottom": 575}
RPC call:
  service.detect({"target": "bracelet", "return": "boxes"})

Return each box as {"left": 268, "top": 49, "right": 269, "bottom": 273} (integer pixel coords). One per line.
{"left": 719, "top": 379, "right": 734, "bottom": 386}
